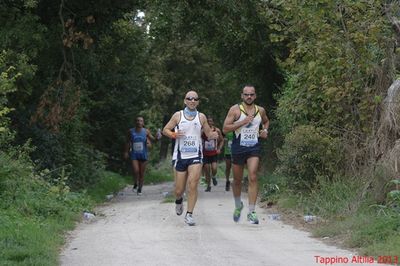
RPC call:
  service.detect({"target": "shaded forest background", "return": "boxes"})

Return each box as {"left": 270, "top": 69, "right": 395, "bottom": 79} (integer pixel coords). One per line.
{"left": 1, "top": 0, "right": 400, "bottom": 201}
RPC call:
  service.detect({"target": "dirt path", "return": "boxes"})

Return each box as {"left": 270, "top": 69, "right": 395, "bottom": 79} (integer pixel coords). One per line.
{"left": 60, "top": 180, "right": 380, "bottom": 266}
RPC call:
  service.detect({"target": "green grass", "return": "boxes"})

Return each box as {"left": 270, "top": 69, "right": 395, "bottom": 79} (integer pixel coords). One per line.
{"left": 277, "top": 192, "right": 299, "bottom": 209}
{"left": 123, "top": 158, "right": 176, "bottom": 186}
{"left": 313, "top": 210, "right": 400, "bottom": 257}
{"left": 0, "top": 151, "right": 131, "bottom": 266}
{"left": 145, "top": 165, "right": 174, "bottom": 184}
{"left": 0, "top": 145, "right": 176, "bottom": 266}
{"left": 300, "top": 178, "right": 360, "bottom": 217}
{"left": 0, "top": 204, "right": 83, "bottom": 265}
{"left": 267, "top": 173, "right": 400, "bottom": 258}
{"left": 86, "top": 171, "right": 128, "bottom": 203}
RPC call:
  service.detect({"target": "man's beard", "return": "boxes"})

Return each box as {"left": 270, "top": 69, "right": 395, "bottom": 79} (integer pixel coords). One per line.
{"left": 243, "top": 99, "right": 254, "bottom": 106}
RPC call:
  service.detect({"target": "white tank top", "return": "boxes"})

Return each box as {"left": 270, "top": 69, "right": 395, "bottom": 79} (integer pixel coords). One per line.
{"left": 176, "top": 110, "right": 203, "bottom": 159}
{"left": 234, "top": 105, "right": 261, "bottom": 147}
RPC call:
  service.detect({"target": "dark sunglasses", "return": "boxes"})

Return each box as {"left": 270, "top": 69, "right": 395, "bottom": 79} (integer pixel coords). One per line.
{"left": 185, "top": 97, "right": 199, "bottom": 101}
{"left": 243, "top": 93, "right": 255, "bottom": 97}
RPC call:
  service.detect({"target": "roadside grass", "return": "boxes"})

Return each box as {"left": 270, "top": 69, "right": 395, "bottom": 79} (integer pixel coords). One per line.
{"left": 0, "top": 152, "right": 139, "bottom": 266}
{"left": 261, "top": 174, "right": 400, "bottom": 258}
{"left": 0, "top": 209, "right": 65, "bottom": 266}
{"left": 123, "top": 158, "right": 175, "bottom": 187}
{"left": 86, "top": 171, "right": 128, "bottom": 203}
{"left": 313, "top": 209, "right": 400, "bottom": 257}
{"left": 145, "top": 160, "right": 174, "bottom": 184}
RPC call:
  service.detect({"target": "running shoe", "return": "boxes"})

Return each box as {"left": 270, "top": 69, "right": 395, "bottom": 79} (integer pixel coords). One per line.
{"left": 212, "top": 177, "right": 218, "bottom": 186}
{"left": 184, "top": 213, "right": 195, "bottom": 226}
{"left": 205, "top": 186, "right": 211, "bottom": 192}
{"left": 247, "top": 211, "right": 259, "bottom": 224}
{"left": 225, "top": 181, "right": 231, "bottom": 191}
{"left": 175, "top": 202, "right": 183, "bottom": 216}
{"left": 132, "top": 183, "right": 138, "bottom": 192}
{"left": 137, "top": 188, "right": 142, "bottom": 196}
{"left": 233, "top": 201, "right": 243, "bottom": 222}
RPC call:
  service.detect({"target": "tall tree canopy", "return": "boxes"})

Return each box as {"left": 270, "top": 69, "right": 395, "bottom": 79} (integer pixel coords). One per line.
{"left": 1, "top": 0, "right": 398, "bottom": 193}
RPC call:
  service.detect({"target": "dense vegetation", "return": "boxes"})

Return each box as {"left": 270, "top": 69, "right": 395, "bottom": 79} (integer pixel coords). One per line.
{"left": 1, "top": 0, "right": 399, "bottom": 264}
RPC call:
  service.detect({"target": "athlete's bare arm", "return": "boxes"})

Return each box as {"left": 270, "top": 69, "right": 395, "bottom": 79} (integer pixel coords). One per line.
{"left": 223, "top": 105, "right": 253, "bottom": 134}
{"left": 163, "top": 112, "right": 180, "bottom": 139}
{"left": 216, "top": 127, "right": 224, "bottom": 152}
{"left": 146, "top": 128, "right": 157, "bottom": 148}
{"left": 258, "top": 107, "right": 270, "bottom": 139}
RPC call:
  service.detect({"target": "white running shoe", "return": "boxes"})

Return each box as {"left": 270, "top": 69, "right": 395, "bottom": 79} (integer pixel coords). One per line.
{"left": 175, "top": 202, "right": 183, "bottom": 216}
{"left": 184, "top": 213, "right": 195, "bottom": 226}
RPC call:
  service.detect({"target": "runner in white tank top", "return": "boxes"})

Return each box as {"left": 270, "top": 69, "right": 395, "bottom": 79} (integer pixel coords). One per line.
{"left": 175, "top": 110, "right": 203, "bottom": 160}
{"left": 163, "top": 90, "right": 218, "bottom": 226}
{"left": 223, "top": 85, "right": 270, "bottom": 225}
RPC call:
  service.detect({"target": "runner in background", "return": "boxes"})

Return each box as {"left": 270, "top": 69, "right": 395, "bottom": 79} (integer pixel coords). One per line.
{"left": 223, "top": 131, "right": 234, "bottom": 191}
{"left": 124, "top": 116, "right": 158, "bottom": 195}
{"left": 202, "top": 116, "right": 224, "bottom": 192}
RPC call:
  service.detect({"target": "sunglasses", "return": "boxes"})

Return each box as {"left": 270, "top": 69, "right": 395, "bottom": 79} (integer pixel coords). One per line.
{"left": 243, "top": 93, "right": 255, "bottom": 97}
{"left": 185, "top": 97, "right": 199, "bottom": 101}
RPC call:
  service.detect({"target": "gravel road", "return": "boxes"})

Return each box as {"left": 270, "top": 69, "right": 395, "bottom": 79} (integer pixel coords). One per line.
{"left": 60, "top": 180, "right": 380, "bottom": 266}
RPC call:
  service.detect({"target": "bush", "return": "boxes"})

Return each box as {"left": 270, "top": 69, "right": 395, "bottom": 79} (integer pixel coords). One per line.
{"left": 276, "top": 125, "right": 343, "bottom": 189}
{"left": 0, "top": 151, "right": 89, "bottom": 219}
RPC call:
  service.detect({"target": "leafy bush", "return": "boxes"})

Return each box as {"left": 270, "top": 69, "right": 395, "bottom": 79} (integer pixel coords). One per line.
{"left": 276, "top": 125, "right": 343, "bottom": 189}
{"left": 0, "top": 144, "right": 133, "bottom": 265}
{"left": 0, "top": 151, "right": 89, "bottom": 219}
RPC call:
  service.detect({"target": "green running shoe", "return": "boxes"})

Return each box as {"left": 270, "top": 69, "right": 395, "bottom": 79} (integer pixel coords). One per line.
{"left": 247, "top": 211, "right": 259, "bottom": 224}
{"left": 233, "top": 201, "right": 243, "bottom": 222}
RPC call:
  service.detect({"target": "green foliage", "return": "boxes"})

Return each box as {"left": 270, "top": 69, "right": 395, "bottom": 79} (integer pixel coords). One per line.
{"left": 301, "top": 178, "right": 361, "bottom": 217}
{"left": 0, "top": 51, "right": 21, "bottom": 147}
{"left": 270, "top": 1, "right": 397, "bottom": 180}
{"left": 276, "top": 177, "right": 400, "bottom": 257}
{"left": 0, "top": 148, "right": 130, "bottom": 265}
{"left": 0, "top": 152, "right": 86, "bottom": 219}
{"left": 145, "top": 0, "right": 282, "bottom": 123}
{"left": 0, "top": 0, "right": 151, "bottom": 189}
{"left": 86, "top": 16, "right": 152, "bottom": 161}
{"left": 348, "top": 212, "right": 400, "bottom": 250}
{"left": 86, "top": 171, "right": 128, "bottom": 203}
{"left": 0, "top": 151, "right": 85, "bottom": 265}
{"left": 145, "top": 162, "right": 175, "bottom": 185}
{"left": 386, "top": 179, "right": 400, "bottom": 208}
{"left": 0, "top": 210, "right": 59, "bottom": 266}
{"left": 312, "top": 208, "right": 400, "bottom": 257}
{"left": 260, "top": 182, "right": 280, "bottom": 203}
{"left": 60, "top": 116, "right": 107, "bottom": 188}
{"left": 276, "top": 125, "right": 343, "bottom": 189}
